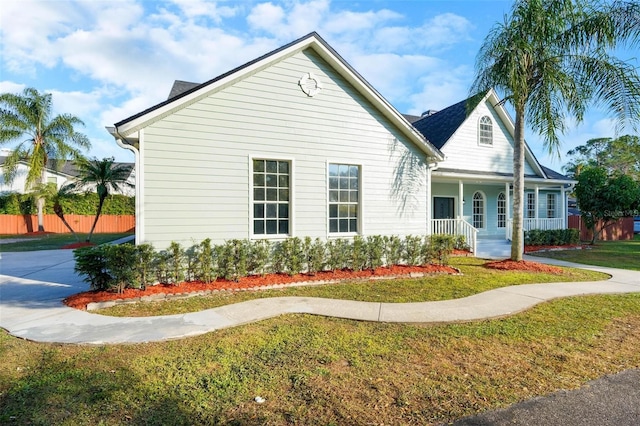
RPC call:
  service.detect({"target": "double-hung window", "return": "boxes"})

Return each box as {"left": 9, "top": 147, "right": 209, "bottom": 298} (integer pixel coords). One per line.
{"left": 526, "top": 192, "right": 536, "bottom": 218}
{"left": 252, "top": 159, "right": 290, "bottom": 236}
{"left": 328, "top": 163, "right": 359, "bottom": 234}
{"left": 478, "top": 116, "right": 493, "bottom": 146}
{"left": 497, "top": 192, "right": 506, "bottom": 228}
{"left": 547, "top": 194, "right": 556, "bottom": 218}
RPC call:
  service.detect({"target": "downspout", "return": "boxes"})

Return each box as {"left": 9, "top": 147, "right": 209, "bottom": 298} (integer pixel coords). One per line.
{"left": 114, "top": 128, "right": 143, "bottom": 245}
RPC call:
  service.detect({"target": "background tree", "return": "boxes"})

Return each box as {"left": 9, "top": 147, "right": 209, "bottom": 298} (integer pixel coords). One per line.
{"left": 563, "top": 135, "right": 640, "bottom": 180}
{"left": 30, "top": 182, "right": 80, "bottom": 241}
{"left": 71, "top": 157, "right": 133, "bottom": 242}
{"left": 574, "top": 167, "right": 640, "bottom": 243}
{"left": 471, "top": 0, "right": 640, "bottom": 261}
{"left": 0, "top": 87, "right": 90, "bottom": 231}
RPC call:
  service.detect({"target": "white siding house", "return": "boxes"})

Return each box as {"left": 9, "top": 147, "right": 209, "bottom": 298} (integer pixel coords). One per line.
{"left": 111, "top": 32, "right": 574, "bottom": 252}
{"left": 110, "top": 33, "right": 443, "bottom": 249}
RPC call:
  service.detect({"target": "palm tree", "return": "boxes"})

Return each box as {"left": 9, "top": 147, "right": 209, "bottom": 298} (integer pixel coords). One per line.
{"left": 471, "top": 0, "right": 640, "bottom": 261}
{"left": 30, "top": 182, "right": 80, "bottom": 241}
{"left": 0, "top": 87, "right": 90, "bottom": 231}
{"left": 72, "top": 157, "right": 133, "bottom": 242}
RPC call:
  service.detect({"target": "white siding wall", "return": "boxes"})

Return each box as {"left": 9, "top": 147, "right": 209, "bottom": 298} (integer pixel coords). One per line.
{"left": 439, "top": 100, "right": 536, "bottom": 175}
{"left": 142, "top": 50, "right": 428, "bottom": 249}
{"left": 0, "top": 163, "right": 74, "bottom": 194}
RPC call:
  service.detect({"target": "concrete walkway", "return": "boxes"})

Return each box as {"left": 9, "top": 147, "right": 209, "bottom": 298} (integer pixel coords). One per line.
{"left": 1, "top": 249, "right": 639, "bottom": 344}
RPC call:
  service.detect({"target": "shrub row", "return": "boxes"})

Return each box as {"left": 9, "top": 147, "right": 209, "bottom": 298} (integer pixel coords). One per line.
{"left": 524, "top": 228, "right": 580, "bottom": 246}
{"left": 0, "top": 192, "right": 135, "bottom": 215}
{"left": 74, "top": 234, "right": 464, "bottom": 293}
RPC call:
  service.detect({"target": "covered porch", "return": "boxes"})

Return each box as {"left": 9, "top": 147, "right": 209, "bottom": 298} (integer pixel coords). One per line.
{"left": 427, "top": 170, "right": 573, "bottom": 253}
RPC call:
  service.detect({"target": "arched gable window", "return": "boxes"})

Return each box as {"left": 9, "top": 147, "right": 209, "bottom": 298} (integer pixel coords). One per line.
{"left": 473, "top": 191, "right": 485, "bottom": 229}
{"left": 497, "top": 192, "right": 506, "bottom": 228}
{"left": 478, "top": 116, "right": 493, "bottom": 146}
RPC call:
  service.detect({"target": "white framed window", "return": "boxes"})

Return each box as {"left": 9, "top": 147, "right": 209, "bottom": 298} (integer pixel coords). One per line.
{"left": 497, "top": 192, "right": 506, "bottom": 228}
{"left": 328, "top": 163, "right": 360, "bottom": 234}
{"left": 478, "top": 116, "right": 493, "bottom": 146}
{"left": 547, "top": 193, "right": 556, "bottom": 218}
{"left": 526, "top": 192, "right": 536, "bottom": 218}
{"left": 472, "top": 191, "right": 485, "bottom": 229}
{"left": 252, "top": 158, "right": 290, "bottom": 237}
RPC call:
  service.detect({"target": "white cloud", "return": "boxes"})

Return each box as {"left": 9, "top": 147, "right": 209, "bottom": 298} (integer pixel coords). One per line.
{"left": 0, "top": 0, "right": 482, "bottom": 163}
{"left": 247, "top": 2, "right": 286, "bottom": 32}
{"left": 168, "top": 0, "right": 237, "bottom": 21}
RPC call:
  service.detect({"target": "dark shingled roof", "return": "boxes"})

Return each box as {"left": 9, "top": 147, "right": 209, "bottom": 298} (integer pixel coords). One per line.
{"left": 0, "top": 156, "right": 134, "bottom": 178}
{"left": 541, "top": 165, "right": 570, "bottom": 180}
{"left": 168, "top": 80, "right": 200, "bottom": 100}
{"left": 410, "top": 98, "right": 468, "bottom": 149}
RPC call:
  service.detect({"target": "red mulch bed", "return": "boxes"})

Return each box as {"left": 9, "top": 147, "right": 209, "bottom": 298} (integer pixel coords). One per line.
{"left": 484, "top": 259, "right": 564, "bottom": 274}
{"left": 64, "top": 264, "right": 458, "bottom": 310}
{"left": 525, "top": 244, "right": 586, "bottom": 253}
{"left": 61, "top": 242, "right": 95, "bottom": 249}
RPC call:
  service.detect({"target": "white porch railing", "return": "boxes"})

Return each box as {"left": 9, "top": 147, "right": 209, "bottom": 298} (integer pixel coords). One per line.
{"left": 432, "top": 219, "right": 478, "bottom": 253}
{"left": 506, "top": 218, "right": 564, "bottom": 240}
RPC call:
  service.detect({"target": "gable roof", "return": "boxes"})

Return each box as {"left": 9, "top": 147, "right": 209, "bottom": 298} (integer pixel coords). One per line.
{"left": 410, "top": 98, "right": 468, "bottom": 150}
{"left": 410, "top": 90, "right": 559, "bottom": 180}
{"left": 113, "top": 32, "right": 443, "bottom": 161}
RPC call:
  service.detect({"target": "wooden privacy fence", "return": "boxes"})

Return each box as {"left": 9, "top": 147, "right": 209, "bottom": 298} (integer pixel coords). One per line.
{"left": 567, "top": 215, "right": 634, "bottom": 241}
{"left": 1, "top": 215, "right": 135, "bottom": 235}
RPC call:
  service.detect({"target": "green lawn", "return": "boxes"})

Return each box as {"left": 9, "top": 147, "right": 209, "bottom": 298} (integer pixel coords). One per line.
{"left": 530, "top": 234, "right": 640, "bottom": 271}
{"left": 99, "top": 257, "right": 608, "bottom": 317}
{"left": 1, "top": 294, "right": 639, "bottom": 425}
{"left": 0, "top": 233, "right": 133, "bottom": 251}
{"left": 1, "top": 238, "right": 637, "bottom": 424}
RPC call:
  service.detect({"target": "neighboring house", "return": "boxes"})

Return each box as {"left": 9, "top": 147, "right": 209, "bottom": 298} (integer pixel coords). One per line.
{"left": 0, "top": 151, "right": 135, "bottom": 197}
{"left": 109, "top": 32, "right": 574, "bottom": 252}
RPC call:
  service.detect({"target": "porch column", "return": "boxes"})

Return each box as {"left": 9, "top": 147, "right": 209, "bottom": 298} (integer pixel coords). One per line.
{"left": 561, "top": 185, "right": 567, "bottom": 229}
{"left": 458, "top": 180, "right": 464, "bottom": 219}
{"left": 505, "top": 182, "right": 510, "bottom": 239}
{"left": 426, "top": 165, "right": 433, "bottom": 235}
{"left": 534, "top": 185, "right": 539, "bottom": 228}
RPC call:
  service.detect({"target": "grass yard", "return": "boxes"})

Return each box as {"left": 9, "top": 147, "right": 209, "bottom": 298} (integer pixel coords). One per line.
{"left": 530, "top": 234, "right": 640, "bottom": 271}
{"left": 97, "top": 257, "right": 608, "bottom": 317}
{"left": 0, "top": 233, "right": 133, "bottom": 252}
{"left": 1, "top": 294, "right": 639, "bottom": 425}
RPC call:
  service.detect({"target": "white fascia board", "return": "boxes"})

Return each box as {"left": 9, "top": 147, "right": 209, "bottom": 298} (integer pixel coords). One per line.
{"left": 114, "top": 34, "right": 443, "bottom": 162}
{"left": 433, "top": 170, "right": 575, "bottom": 185}
{"left": 116, "top": 40, "right": 315, "bottom": 137}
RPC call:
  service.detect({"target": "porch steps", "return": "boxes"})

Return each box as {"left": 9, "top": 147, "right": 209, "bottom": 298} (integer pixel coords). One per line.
{"left": 475, "top": 237, "right": 511, "bottom": 259}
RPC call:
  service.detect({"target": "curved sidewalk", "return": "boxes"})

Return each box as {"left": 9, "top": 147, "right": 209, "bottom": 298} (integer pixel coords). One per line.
{"left": 1, "top": 250, "right": 639, "bottom": 344}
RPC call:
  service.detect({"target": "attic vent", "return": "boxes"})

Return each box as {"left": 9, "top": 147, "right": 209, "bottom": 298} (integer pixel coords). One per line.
{"left": 421, "top": 109, "right": 438, "bottom": 117}
{"left": 299, "top": 72, "right": 322, "bottom": 97}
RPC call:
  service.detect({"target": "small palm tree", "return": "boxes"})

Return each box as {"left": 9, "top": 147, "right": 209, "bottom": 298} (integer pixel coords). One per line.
{"left": 72, "top": 157, "right": 133, "bottom": 242}
{"left": 30, "top": 182, "right": 80, "bottom": 241}
{"left": 0, "top": 87, "right": 90, "bottom": 231}
{"left": 471, "top": 0, "right": 640, "bottom": 261}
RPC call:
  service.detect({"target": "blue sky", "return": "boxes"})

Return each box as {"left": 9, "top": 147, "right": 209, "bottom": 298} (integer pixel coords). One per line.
{"left": 1, "top": 0, "right": 637, "bottom": 169}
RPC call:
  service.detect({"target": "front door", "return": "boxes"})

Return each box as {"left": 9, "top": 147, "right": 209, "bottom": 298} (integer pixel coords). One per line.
{"left": 433, "top": 197, "right": 455, "bottom": 219}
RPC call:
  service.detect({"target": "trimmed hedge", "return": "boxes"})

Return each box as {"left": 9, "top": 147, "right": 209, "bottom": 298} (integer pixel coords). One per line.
{"left": 74, "top": 234, "right": 459, "bottom": 293}
{"left": 524, "top": 229, "right": 580, "bottom": 246}
{"left": 0, "top": 192, "right": 134, "bottom": 215}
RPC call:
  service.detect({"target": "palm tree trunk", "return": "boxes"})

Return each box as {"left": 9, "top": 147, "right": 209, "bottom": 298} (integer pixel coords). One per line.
{"left": 54, "top": 203, "right": 79, "bottom": 241}
{"left": 86, "top": 195, "right": 105, "bottom": 242}
{"left": 511, "top": 108, "right": 526, "bottom": 261}
{"left": 36, "top": 169, "right": 46, "bottom": 232}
